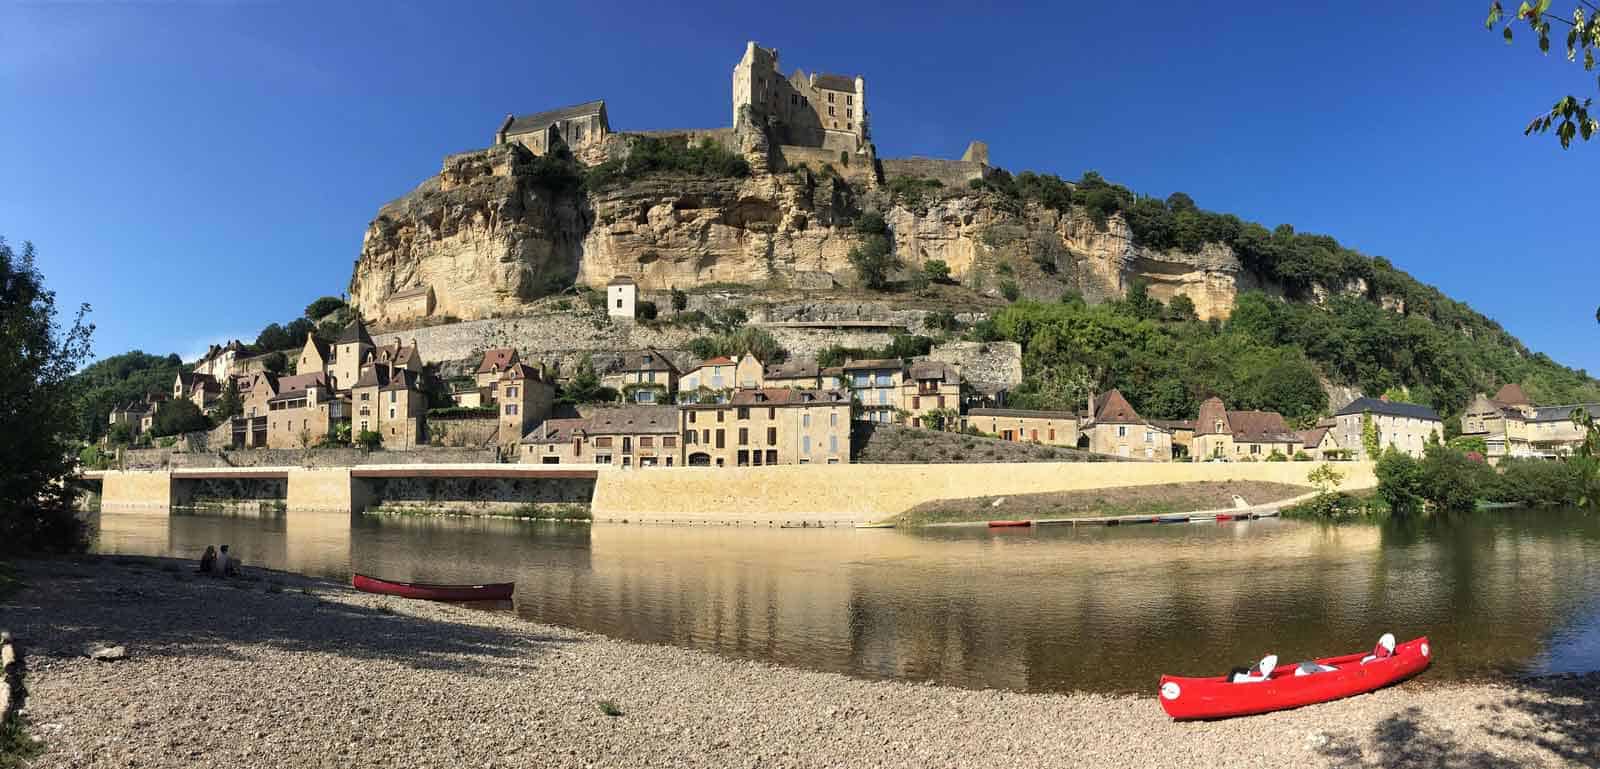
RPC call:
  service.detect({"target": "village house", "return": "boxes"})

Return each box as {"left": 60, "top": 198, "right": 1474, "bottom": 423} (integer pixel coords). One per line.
{"left": 681, "top": 388, "right": 851, "bottom": 467}
{"left": 1296, "top": 421, "right": 1342, "bottom": 459}
{"left": 604, "top": 349, "right": 679, "bottom": 404}
{"left": 328, "top": 318, "right": 375, "bottom": 392}
{"left": 1461, "top": 383, "right": 1600, "bottom": 459}
{"left": 1191, "top": 397, "right": 1303, "bottom": 461}
{"left": 764, "top": 359, "right": 822, "bottom": 389}
{"left": 519, "top": 406, "right": 679, "bottom": 467}
{"left": 173, "top": 371, "right": 221, "bottom": 412}
{"left": 1081, "top": 390, "right": 1172, "bottom": 460}
{"left": 899, "top": 360, "right": 961, "bottom": 427}
{"left": 371, "top": 337, "right": 424, "bottom": 373}
{"left": 1333, "top": 397, "right": 1443, "bottom": 460}
{"left": 193, "top": 340, "right": 250, "bottom": 380}
{"left": 469, "top": 347, "right": 520, "bottom": 407}
{"left": 843, "top": 359, "right": 902, "bottom": 424}
{"left": 240, "top": 371, "right": 346, "bottom": 450}
{"left": 678, "top": 354, "right": 764, "bottom": 402}
{"left": 964, "top": 408, "right": 1081, "bottom": 446}
{"left": 606, "top": 274, "right": 637, "bottom": 319}
{"left": 297, "top": 333, "right": 332, "bottom": 379}
{"left": 496, "top": 363, "right": 557, "bottom": 449}
{"left": 351, "top": 363, "right": 426, "bottom": 450}
{"left": 107, "top": 397, "right": 153, "bottom": 440}
{"left": 1151, "top": 420, "right": 1196, "bottom": 458}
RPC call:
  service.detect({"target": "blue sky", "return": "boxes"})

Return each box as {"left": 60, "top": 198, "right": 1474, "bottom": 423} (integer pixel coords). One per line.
{"left": 2, "top": 0, "right": 1595, "bottom": 374}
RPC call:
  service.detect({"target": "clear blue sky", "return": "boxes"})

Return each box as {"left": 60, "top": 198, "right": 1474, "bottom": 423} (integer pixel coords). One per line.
{"left": 2, "top": 0, "right": 1594, "bottom": 374}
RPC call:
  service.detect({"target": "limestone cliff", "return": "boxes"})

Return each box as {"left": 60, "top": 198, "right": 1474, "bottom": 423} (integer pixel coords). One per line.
{"left": 349, "top": 143, "right": 1256, "bottom": 325}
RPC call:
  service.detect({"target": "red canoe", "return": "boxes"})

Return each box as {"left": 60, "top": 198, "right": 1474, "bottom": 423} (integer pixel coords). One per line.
{"left": 987, "top": 520, "right": 1032, "bottom": 528}
{"left": 352, "top": 573, "right": 514, "bottom": 602}
{"left": 1158, "top": 636, "right": 1432, "bottom": 720}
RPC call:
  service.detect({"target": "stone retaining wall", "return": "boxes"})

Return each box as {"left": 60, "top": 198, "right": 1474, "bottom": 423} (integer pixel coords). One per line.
{"left": 120, "top": 447, "right": 496, "bottom": 470}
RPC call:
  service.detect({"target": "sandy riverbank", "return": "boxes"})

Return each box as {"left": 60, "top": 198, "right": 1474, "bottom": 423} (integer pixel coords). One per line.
{"left": 1, "top": 556, "right": 1595, "bottom": 768}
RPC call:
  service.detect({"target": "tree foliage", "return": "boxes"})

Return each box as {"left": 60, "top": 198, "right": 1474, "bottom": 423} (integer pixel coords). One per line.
{"left": 304, "top": 296, "right": 346, "bottom": 320}
{"left": 585, "top": 137, "right": 750, "bottom": 188}
{"left": 1, "top": 237, "right": 93, "bottom": 553}
{"left": 1485, "top": 0, "right": 1600, "bottom": 147}
{"left": 556, "top": 357, "right": 619, "bottom": 404}
{"left": 68, "top": 349, "right": 183, "bottom": 440}
{"left": 151, "top": 398, "right": 210, "bottom": 437}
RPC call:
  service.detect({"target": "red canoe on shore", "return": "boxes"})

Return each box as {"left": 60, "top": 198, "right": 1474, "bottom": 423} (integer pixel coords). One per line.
{"left": 352, "top": 573, "right": 514, "bottom": 602}
{"left": 987, "top": 520, "right": 1032, "bottom": 528}
{"left": 1158, "top": 636, "right": 1432, "bottom": 720}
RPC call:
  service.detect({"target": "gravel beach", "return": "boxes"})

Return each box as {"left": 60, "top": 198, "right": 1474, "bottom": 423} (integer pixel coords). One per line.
{"left": 2, "top": 556, "right": 1595, "bottom": 768}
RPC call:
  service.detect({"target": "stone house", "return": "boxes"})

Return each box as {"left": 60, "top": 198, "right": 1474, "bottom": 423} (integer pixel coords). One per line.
{"left": 519, "top": 418, "right": 593, "bottom": 465}
{"left": 604, "top": 348, "right": 678, "bottom": 404}
{"left": 678, "top": 354, "right": 765, "bottom": 402}
{"left": 173, "top": 371, "right": 221, "bottom": 412}
{"left": 194, "top": 340, "right": 249, "bottom": 380}
{"left": 1192, "top": 397, "right": 1302, "bottom": 461}
{"left": 964, "top": 408, "right": 1081, "bottom": 446}
{"left": 1082, "top": 390, "right": 1172, "bottom": 460}
{"left": 494, "top": 100, "right": 610, "bottom": 158}
{"left": 843, "top": 359, "right": 903, "bottom": 423}
{"left": 386, "top": 285, "right": 434, "bottom": 321}
{"left": 681, "top": 388, "right": 851, "bottom": 467}
{"left": 329, "top": 318, "right": 375, "bottom": 393}
{"left": 257, "top": 372, "right": 346, "bottom": 450}
{"left": 351, "top": 363, "right": 425, "bottom": 450}
{"left": 899, "top": 360, "right": 961, "bottom": 427}
{"left": 1296, "top": 423, "right": 1341, "bottom": 459}
{"left": 497, "top": 363, "right": 557, "bottom": 450}
{"left": 1150, "top": 420, "right": 1196, "bottom": 457}
{"left": 297, "top": 333, "right": 332, "bottom": 380}
{"left": 519, "top": 406, "right": 681, "bottom": 467}
{"left": 764, "top": 360, "right": 822, "bottom": 389}
{"left": 472, "top": 347, "right": 521, "bottom": 406}
{"left": 1461, "top": 383, "right": 1600, "bottom": 459}
{"left": 606, "top": 275, "right": 637, "bottom": 319}
{"left": 371, "top": 337, "right": 424, "bottom": 374}
{"left": 1333, "top": 397, "right": 1443, "bottom": 460}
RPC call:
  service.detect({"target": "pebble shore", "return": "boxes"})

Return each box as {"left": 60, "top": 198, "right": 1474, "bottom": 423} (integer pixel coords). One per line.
{"left": 3, "top": 556, "right": 1595, "bottom": 768}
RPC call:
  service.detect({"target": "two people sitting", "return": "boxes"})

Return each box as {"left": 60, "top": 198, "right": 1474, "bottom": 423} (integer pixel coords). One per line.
{"left": 1228, "top": 633, "right": 1396, "bottom": 683}
{"left": 197, "top": 544, "right": 241, "bottom": 577}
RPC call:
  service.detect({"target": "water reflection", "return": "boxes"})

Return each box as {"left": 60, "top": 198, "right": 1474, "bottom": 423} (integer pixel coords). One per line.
{"left": 89, "top": 506, "right": 1600, "bottom": 693}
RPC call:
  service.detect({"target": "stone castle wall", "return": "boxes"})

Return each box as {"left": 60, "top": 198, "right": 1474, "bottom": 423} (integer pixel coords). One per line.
{"left": 880, "top": 157, "right": 988, "bottom": 188}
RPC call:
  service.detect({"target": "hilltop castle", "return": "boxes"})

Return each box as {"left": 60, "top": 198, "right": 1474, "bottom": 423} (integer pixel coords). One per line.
{"left": 487, "top": 41, "right": 986, "bottom": 184}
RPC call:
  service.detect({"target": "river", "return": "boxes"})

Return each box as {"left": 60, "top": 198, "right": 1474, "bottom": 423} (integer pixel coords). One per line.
{"left": 87, "top": 507, "right": 1600, "bottom": 694}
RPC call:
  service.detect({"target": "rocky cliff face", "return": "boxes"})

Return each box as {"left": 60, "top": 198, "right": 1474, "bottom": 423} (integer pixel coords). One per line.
{"left": 349, "top": 143, "right": 1256, "bottom": 325}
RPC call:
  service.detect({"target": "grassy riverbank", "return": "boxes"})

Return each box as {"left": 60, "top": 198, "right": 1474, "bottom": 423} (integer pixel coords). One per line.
{"left": 1, "top": 555, "right": 1594, "bottom": 768}
{"left": 894, "top": 480, "right": 1313, "bottom": 526}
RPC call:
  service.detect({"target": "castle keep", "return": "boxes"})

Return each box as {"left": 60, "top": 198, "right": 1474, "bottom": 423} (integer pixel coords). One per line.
{"left": 731, "top": 42, "right": 868, "bottom": 156}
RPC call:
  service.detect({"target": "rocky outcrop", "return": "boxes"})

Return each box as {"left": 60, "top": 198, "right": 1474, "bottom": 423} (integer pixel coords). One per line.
{"left": 349, "top": 143, "right": 1257, "bottom": 325}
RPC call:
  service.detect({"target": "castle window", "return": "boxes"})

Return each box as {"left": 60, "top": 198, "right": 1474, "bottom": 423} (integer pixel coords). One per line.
{"left": 846, "top": 94, "right": 853, "bottom": 105}
{"left": 847, "top": 122, "right": 852, "bottom": 130}
{"left": 827, "top": 92, "right": 834, "bottom": 103}
{"left": 827, "top": 106, "right": 835, "bottom": 117}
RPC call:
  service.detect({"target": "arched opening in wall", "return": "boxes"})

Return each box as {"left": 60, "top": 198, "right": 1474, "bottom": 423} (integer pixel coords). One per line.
{"left": 688, "top": 452, "right": 712, "bottom": 467}
{"left": 1076, "top": 435, "right": 1090, "bottom": 450}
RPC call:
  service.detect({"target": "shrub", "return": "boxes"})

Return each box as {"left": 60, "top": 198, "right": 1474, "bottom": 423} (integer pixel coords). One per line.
{"left": 849, "top": 235, "right": 899, "bottom": 291}
{"left": 1265, "top": 449, "right": 1289, "bottom": 462}
{"left": 356, "top": 430, "right": 383, "bottom": 451}
{"left": 670, "top": 288, "right": 688, "bottom": 314}
{"left": 923, "top": 259, "right": 952, "bottom": 284}
{"left": 1292, "top": 450, "right": 1313, "bottom": 461}
{"left": 587, "top": 137, "right": 749, "bottom": 189}
{"left": 1376, "top": 450, "right": 1425, "bottom": 516}
{"left": 924, "top": 310, "right": 960, "bottom": 333}
{"left": 1000, "top": 280, "right": 1021, "bottom": 302}
{"left": 151, "top": 399, "right": 209, "bottom": 437}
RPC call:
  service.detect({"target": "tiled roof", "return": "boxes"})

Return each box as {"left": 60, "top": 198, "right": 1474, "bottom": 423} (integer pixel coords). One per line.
{"left": 302, "top": 334, "right": 330, "bottom": 361}
{"left": 765, "top": 360, "right": 819, "bottom": 379}
{"left": 686, "top": 388, "right": 849, "bottom": 407}
{"left": 968, "top": 408, "right": 1078, "bottom": 420}
{"left": 335, "top": 318, "right": 373, "bottom": 346}
{"left": 1335, "top": 397, "right": 1441, "bottom": 421}
{"left": 353, "top": 364, "right": 390, "bottom": 390}
{"left": 606, "top": 274, "right": 636, "bottom": 286}
{"left": 1151, "top": 419, "right": 1196, "bottom": 431}
{"left": 842, "top": 358, "right": 902, "bottom": 371}
{"left": 1196, "top": 397, "right": 1230, "bottom": 436}
{"left": 381, "top": 369, "right": 417, "bottom": 392}
{"left": 504, "top": 100, "right": 605, "bottom": 137}
{"left": 811, "top": 73, "right": 857, "bottom": 92}
{"left": 273, "top": 372, "right": 329, "bottom": 399}
{"left": 583, "top": 405, "right": 680, "bottom": 435}
{"left": 1530, "top": 403, "right": 1600, "bottom": 423}
{"left": 1090, "top": 389, "right": 1145, "bottom": 425}
{"left": 1225, "top": 410, "right": 1299, "bottom": 444}
{"left": 1493, "top": 383, "right": 1531, "bottom": 406}
{"left": 522, "top": 418, "right": 590, "bottom": 444}
{"left": 907, "top": 360, "right": 958, "bottom": 381}
{"left": 618, "top": 348, "right": 676, "bottom": 373}
{"left": 1297, "top": 426, "right": 1333, "bottom": 447}
{"left": 476, "top": 348, "right": 518, "bottom": 374}
{"left": 502, "top": 363, "right": 542, "bottom": 381}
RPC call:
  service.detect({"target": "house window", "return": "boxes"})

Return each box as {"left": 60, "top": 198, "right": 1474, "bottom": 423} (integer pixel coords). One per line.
{"left": 636, "top": 390, "right": 655, "bottom": 403}
{"left": 389, "top": 391, "right": 396, "bottom": 403}
{"left": 737, "top": 450, "right": 750, "bottom": 467}
{"left": 766, "top": 449, "right": 777, "bottom": 465}
{"left": 360, "top": 420, "right": 368, "bottom": 431}
{"left": 715, "top": 430, "right": 725, "bottom": 448}
{"left": 616, "top": 299, "right": 622, "bottom": 309}
{"left": 1048, "top": 429, "right": 1056, "bottom": 441}
{"left": 846, "top": 122, "right": 852, "bottom": 130}
{"left": 685, "top": 432, "right": 697, "bottom": 445}
{"left": 738, "top": 428, "right": 749, "bottom": 446}
{"left": 622, "top": 437, "right": 632, "bottom": 453}
{"left": 506, "top": 386, "right": 517, "bottom": 398}
{"left": 594, "top": 437, "right": 613, "bottom": 447}
{"left": 389, "top": 409, "right": 395, "bottom": 419}
{"left": 1145, "top": 430, "right": 1153, "bottom": 443}
{"left": 738, "top": 407, "right": 749, "bottom": 420}
{"left": 830, "top": 412, "right": 838, "bottom": 427}
{"left": 596, "top": 454, "right": 612, "bottom": 464}
{"left": 802, "top": 412, "right": 811, "bottom": 428}
{"left": 1117, "top": 425, "right": 1127, "bottom": 438}
{"left": 506, "top": 404, "right": 518, "bottom": 415}
{"left": 767, "top": 427, "right": 777, "bottom": 445}
{"left": 688, "top": 411, "right": 697, "bottom": 424}
{"left": 875, "top": 374, "right": 891, "bottom": 387}
{"left": 662, "top": 436, "right": 676, "bottom": 448}
{"left": 360, "top": 393, "right": 369, "bottom": 401}
{"left": 717, "top": 410, "right": 725, "bottom": 422}
{"left": 803, "top": 436, "right": 812, "bottom": 454}
{"left": 1251, "top": 444, "right": 1261, "bottom": 454}
{"left": 828, "top": 435, "right": 839, "bottom": 453}
{"left": 640, "top": 436, "right": 654, "bottom": 448}
{"left": 852, "top": 374, "right": 869, "bottom": 388}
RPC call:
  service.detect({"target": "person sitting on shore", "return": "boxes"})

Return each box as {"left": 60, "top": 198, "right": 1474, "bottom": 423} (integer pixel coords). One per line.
{"left": 1228, "top": 654, "right": 1278, "bottom": 683}
{"left": 1361, "top": 633, "right": 1396, "bottom": 664}
{"left": 199, "top": 545, "right": 217, "bottom": 574}
{"left": 215, "top": 545, "right": 232, "bottom": 577}
{"left": 224, "top": 550, "right": 243, "bottom": 577}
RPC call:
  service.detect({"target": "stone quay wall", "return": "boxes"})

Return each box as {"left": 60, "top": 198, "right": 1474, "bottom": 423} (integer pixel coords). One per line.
{"left": 120, "top": 447, "right": 496, "bottom": 470}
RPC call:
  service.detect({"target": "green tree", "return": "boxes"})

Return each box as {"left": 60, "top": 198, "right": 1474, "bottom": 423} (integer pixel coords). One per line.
{"left": 260, "top": 351, "right": 288, "bottom": 375}
{"left": 304, "top": 296, "right": 346, "bottom": 320}
{"left": 151, "top": 399, "right": 210, "bottom": 437}
{"left": 1166, "top": 294, "right": 1198, "bottom": 322}
{"left": 670, "top": 287, "right": 688, "bottom": 315}
{"left": 255, "top": 322, "right": 293, "bottom": 352}
{"left": 355, "top": 429, "right": 383, "bottom": 451}
{"left": 106, "top": 421, "right": 136, "bottom": 446}
{"left": 557, "top": 357, "right": 619, "bottom": 404}
{"left": 1, "top": 238, "right": 93, "bottom": 553}
{"left": 1376, "top": 449, "right": 1426, "bottom": 516}
{"left": 923, "top": 259, "right": 952, "bottom": 283}
{"left": 849, "top": 234, "right": 899, "bottom": 291}
{"left": 215, "top": 376, "right": 243, "bottom": 421}
{"left": 1485, "top": 1, "right": 1600, "bottom": 147}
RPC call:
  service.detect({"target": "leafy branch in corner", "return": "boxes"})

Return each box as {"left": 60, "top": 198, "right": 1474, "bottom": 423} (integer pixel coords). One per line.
{"left": 1486, "top": 0, "right": 1600, "bottom": 147}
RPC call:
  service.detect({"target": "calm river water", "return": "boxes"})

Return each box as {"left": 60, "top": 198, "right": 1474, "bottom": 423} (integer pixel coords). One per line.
{"left": 88, "top": 508, "right": 1600, "bottom": 693}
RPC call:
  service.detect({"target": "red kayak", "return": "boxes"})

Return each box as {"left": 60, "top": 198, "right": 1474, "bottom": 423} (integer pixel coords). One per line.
{"left": 352, "top": 573, "right": 514, "bottom": 602}
{"left": 1158, "top": 636, "right": 1432, "bottom": 720}
{"left": 987, "top": 520, "right": 1032, "bottom": 528}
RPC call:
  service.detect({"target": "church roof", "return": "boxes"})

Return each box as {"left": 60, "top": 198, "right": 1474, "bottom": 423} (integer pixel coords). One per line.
{"left": 504, "top": 100, "right": 605, "bottom": 136}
